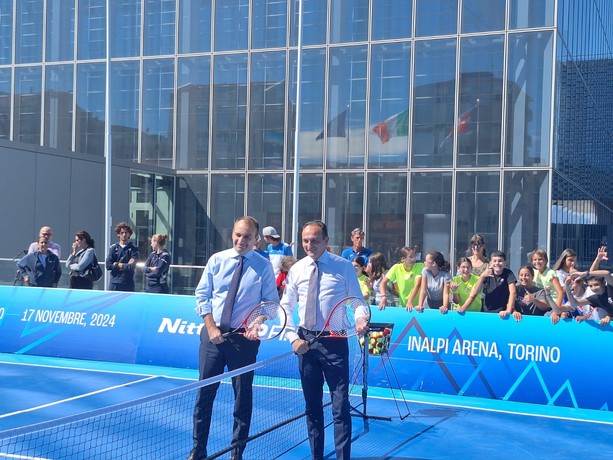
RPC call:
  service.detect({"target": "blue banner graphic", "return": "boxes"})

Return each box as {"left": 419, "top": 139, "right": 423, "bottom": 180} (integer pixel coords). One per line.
{"left": 1, "top": 286, "right": 611, "bottom": 412}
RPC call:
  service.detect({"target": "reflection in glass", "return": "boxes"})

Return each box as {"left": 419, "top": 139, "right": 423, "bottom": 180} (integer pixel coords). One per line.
{"left": 14, "top": 66, "right": 42, "bottom": 145}
{"left": 46, "top": 0, "right": 75, "bottom": 62}
{"left": 111, "top": 0, "right": 141, "bottom": 58}
{"left": 412, "top": 39, "right": 456, "bottom": 167}
{"left": 177, "top": 57, "right": 210, "bottom": 170}
{"left": 249, "top": 52, "right": 286, "bottom": 170}
{"left": 0, "top": 68, "right": 10, "bottom": 139}
{"left": 178, "top": 0, "right": 211, "bottom": 53}
{"left": 369, "top": 42, "right": 411, "bottom": 168}
{"left": 410, "top": 172, "right": 452, "bottom": 259}
{"left": 144, "top": 0, "right": 175, "bottom": 56}
{"left": 330, "top": 0, "right": 369, "bottom": 44}
{"left": 284, "top": 172, "right": 323, "bottom": 258}
{"left": 326, "top": 173, "right": 365, "bottom": 255}
{"left": 247, "top": 173, "right": 284, "bottom": 232}
{"left": 0, "top": 0, "right": 12, "bottom": 64}
{"left": 372, "top": 0, "right": 412, "bottom": 40}
{"left": 454, "top": 171, "right": 500, "bottom": 263}
{"left": 367, "top": 172, "right": 407, "bottom": 264}
{"left": 505, "top": 31, "right": 553, "bottom": 166}
{"left": 415, "top": 0, "right": 458, "bottom": 37}
{"left": 503, "top": 170, "right": 548, "bottom": 271}
{"left": 288, "top": 48, "right": 326, "bottom": 169}
{"left": 212, "top": 54, "right": 248, "bottom": 169}
{"left": 76, "top": 63, "right": 105, "bottom": 156}
{"left": 77, "top": 0, "right": 106, "bottom": 60}
{"left": 44, "top": 65, "right": 74, "bottom": 151}
{"left": 15, "top": 0, "right": 43, "bottom": 64}
{"left": 215, "top": 0, "right": 249, "bottom": 51}
{"left": 175, "top": 175, "right": 209, "bottom": 266}
{"left": 210, "top": 174, "right": 245, "bottom": 253}
{"left": 326, "top": 46, "right": 367, "bottom": 169}
{"left": 111, "top": 60, "right": 140, "bottom": 161}
{"left": 289, "top": 0, "right": 327, "bottom": 46}
{"left": 252, "top": 0, "right": 287, "bottom": 49}
{"left": 461, "top": 0, "right": 505, "bottom": 33}
{"left": 457, "top": 35, "right": 504, "bottom": 167}
{"left": 510, "top": 0, "right": 555, "bottom": 29}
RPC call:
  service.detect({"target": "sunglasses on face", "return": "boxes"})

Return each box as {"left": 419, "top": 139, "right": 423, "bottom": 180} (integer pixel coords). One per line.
{"left": 471, "top": 244, "right": 482, "bottom": 248}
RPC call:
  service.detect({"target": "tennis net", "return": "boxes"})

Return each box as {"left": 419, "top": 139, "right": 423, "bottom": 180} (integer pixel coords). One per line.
{"left": 0, "top": 341, "right": 364, "bottom": 459}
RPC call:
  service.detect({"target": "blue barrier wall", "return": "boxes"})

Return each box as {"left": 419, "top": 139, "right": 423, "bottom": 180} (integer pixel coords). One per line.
{"left": 1, "top": 286, "right": 611, "bottom": 412}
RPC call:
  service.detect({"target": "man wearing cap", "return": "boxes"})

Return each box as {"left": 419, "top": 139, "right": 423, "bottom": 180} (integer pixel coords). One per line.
{"left": 341, "top": 228, "right": 372, "bottom": 265}
{"left": 263, "top": 226, "right": 293, "bottom": 277}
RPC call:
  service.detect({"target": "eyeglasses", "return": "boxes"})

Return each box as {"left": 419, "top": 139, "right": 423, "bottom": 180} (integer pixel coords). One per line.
{"left": 471, "top": 244, "right": 482, "bottom": 248}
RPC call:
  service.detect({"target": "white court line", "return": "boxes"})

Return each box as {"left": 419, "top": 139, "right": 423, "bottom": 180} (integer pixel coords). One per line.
{"left": 0, "top": 376, "right": 158, "bottom": 419}
{"left": 0, "top": 453, "right": 48, "bottom": 459}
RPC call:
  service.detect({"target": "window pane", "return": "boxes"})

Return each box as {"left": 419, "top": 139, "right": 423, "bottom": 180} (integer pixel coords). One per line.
{"left": 210, "top": 174, "right": 245, "bottom": 252}
{"left": 372, "top": 0, "right": 412, "bottom": 40}
{"left": 142, "top": 59, "right": 174, "bottom": 167}
{"left": 214, "top": 0, "right": 249, "bottom": 51}
{"left": 462, "top": 0, "right": 505, "bottom": 33}
{"left": 252, "top": 0, "right": 287, "bottom": 49}
{"left": 457, "top": 35, "right": 504, "bottom": 167}
{"left": 144, "top": 0, "right": 175, "bottom": 56}
{"left": 13, "top": 66, "right": 42, "bottom": 144}
{"left": 77, "top": 0, "right": 106, "bottom": 60}
{"left": 44, "top": 64, "right": 73, "bottom": 151}
{"left": 369, "top": 42, "right": 411, "bottom": 168}
{"left": 415, "top": 0, "right": 458, "bottom": 37}
{"left": 326, "top": 173, "right": 364, "bottom": 255}
{"left": 0, "top": 0, "right": 14, "bottom": 64}
{"left": 178, "top": 0, "right": 211, "bottom": 53}
{"left": 247, "top": 173, "right": 284, "bottom": 232}
{"left": 177, "top": 56, "right": 210, "bottom": 170}
{"left": 503, "top": 170, "right": 548, "bottom": 271}
{"left": 111, "top": 60, "right": 140, "bottom": 161}
{"left": 412, "top": 39, "right": 455, "bottom": 167}
{"left": 288, "top": 48, "right": 326, "bottom": 169}
{"left": 289, "top": 0, "right": 326, "bottom": 46}
{"left": 410, "top": 172, "right": 452, "bottom": 259}
{"left": 15, "top": 0, "right": 43, "bottom": 64}
{"left": 367, "top": 172, "right": 407, "bottom": 263}
{"left": 76, "top": 62, "right": 105, "bottom": 156}
{"left": 326, "top": 46, "right": 367, "bottom": 169}
{"left": 505, "top": 31, "right": 554, "bottom": 166}
{"left": 46, "top": 0, "right": 75, "bottom": 62}
{"left": 0, "top": 68, "right": 10, "bottom": 139}
{"left": 212, "top": 54, "right": 248, "bottom": 169}
{"left": 510, "top": 0, "right": 555, "bottom": 29}
{"left": 176, "top": 175, "right": 209, "bottom": 265}
{"left": 330, "top": 0, "right": 369, "bottom": 44}
{"left": 284, "top": 172, "right": 323, "bottom": 258}
{"left": 454, "top": 171, "right": 500, "bottom": 263}
{"left": 249, "top": 51, "right": 286, "bottom": 170}
{"left": 111, "top": 0, "right": 141, "bottom": 58}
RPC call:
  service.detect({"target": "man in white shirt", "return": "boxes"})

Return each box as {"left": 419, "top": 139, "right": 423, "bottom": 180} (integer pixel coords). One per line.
{"left": 281, "top": 220, "right": 366, "bottom": 460}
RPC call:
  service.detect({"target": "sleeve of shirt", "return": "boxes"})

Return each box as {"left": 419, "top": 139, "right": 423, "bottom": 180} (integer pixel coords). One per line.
{"left": 105, "top": 245, "right": 115, "bottom": 271}
{"left": 259, "top": 257, "right": 280, "bottom": 303}
{"left": 195, "top": 256, "right": 216, "bottom": 317}
{"left": 280, "top": 267, "right": 300, "bottom": 344}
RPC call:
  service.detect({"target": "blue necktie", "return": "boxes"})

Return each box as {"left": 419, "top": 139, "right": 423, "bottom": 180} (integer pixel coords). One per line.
{"left": 220, "top": 256, "right": 244, "bottom": 332}
{"left": 305, "top": 261, "right": 319, "bottom": 330}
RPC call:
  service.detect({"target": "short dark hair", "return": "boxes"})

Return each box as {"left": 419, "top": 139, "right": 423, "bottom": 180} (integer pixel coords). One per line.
{"left": 490, "top": 250, "right": 506, "bottom": 260}
{"left": 303, "top": 220, "right": 328, "bottom": 239}
{"left": 115, "top": 222, "right": 133, "bottom": 236}
{"left": 76, "top": 230, "right": 95, "bottom": 248}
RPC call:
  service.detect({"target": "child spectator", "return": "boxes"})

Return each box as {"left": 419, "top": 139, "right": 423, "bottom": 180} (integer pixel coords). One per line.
{"left": 461, "top": 250, "right": 517, "bottom": 318}
{"left": 530, "top": 249, "right": 564, "bottom": 311}
{"left": 365, "top": 252, "right": 390, "bottom": 309}
{"left": 551, "top": 248, "right": 578, "bottom": 288}
{"left": 568, "top": 270, "right": 613, "bottom": 326}
{"left": 513, "top": 265, "right": 550, "bottom": 320}
{"left": 450, "top": 257, "right": 482, "bottom": 313}
{"left": 352, "top": 256, "right": 371, "bottom": 301}
{"left": 379, "top": 246, "right": 423, "bottom": 309}
{"left": 416, "top": 250, "right": 452, "bottom": 314}
{"left": 276, "top": 256, "right": 296, "bottom": 299}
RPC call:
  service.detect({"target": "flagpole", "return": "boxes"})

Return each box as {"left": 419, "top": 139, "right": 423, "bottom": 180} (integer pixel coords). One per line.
{"left": 475, "top": 99, "right": 480, "bottom": 156}
{"left": 291, "top": 0, "right": 304, "bottom": 250}
{"left": 104, "top": 0, "right": 112, "bottom": 289}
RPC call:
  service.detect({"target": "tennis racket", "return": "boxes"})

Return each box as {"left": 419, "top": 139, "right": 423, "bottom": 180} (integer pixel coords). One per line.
{"left": 307, "top": 296, "right": 371, "bottom": 345}
{"left": 222, "top": 301, "right": 287, "bottom": 341}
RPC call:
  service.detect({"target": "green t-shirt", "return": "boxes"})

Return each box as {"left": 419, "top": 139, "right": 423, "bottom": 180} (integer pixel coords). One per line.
{"left": 358, "top": 273, "right": 371, "bottom": 299}
{"left": 387, "top": 262, "right": 424, "bottom": 307}
{"left": 451, "top": 273, "right": 482, "bottom": 312}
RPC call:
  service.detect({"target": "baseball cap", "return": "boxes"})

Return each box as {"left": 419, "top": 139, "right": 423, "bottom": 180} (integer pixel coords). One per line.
{"left": 262, "top": 226, "right": 280, "bottom": 238}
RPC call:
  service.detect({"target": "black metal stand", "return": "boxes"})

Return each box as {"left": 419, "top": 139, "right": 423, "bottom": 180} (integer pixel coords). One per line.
{"left": 12, "top": 250, "right": 26, "bottom": 286}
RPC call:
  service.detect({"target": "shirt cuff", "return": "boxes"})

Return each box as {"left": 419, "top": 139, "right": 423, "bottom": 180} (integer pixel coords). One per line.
{"left": 195, "top": 304, "right": 211, "bottom": 318}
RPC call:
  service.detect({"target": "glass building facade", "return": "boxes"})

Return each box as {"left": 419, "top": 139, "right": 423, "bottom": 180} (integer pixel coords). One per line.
{"left": 0, "top": 0, "right": 611, "bottom": 293}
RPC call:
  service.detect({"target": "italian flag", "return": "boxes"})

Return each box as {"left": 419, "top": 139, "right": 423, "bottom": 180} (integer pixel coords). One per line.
{"left": 372, "top": 109, "right": 409, "bottom": 144}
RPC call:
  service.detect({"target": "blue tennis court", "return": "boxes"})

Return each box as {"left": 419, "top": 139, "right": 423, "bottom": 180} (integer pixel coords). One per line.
{"left": 1, "top": 352, "right": 612, "bottom": 460}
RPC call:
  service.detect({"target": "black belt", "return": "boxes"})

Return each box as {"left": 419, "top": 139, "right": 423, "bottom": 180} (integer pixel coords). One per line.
{"left": 299, "top": 327, "right": 331, "bottom": 336}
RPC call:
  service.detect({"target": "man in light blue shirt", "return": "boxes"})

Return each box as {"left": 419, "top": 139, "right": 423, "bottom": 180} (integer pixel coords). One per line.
{"left": 190, "top": 216, "right": 278, "bottom": 460}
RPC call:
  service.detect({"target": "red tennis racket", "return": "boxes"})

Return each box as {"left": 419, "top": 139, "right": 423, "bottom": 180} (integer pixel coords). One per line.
{"left": 223, "top": 301, "right": 287, "bottom": 341}
{"left": 308, "top": 296, "right": 371, "bottom": 345}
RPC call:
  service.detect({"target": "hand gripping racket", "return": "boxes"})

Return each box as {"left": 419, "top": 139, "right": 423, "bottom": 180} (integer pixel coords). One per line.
{"left": 308, "top": 296, "right": 371, "bottom": 345}
{"left": 223, "top": 301, "right": 287, "bottom": 341}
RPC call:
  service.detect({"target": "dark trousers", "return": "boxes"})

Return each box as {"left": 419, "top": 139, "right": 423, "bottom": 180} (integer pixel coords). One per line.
{"left": 145, "top": 283, "right": 169, "bottom": 294}
{"left": 108, "top": 281, "right": 134, "bottom": 292}
{"left": 192, "top": 327, "right": 260, "bottom": 458}
{"left": 298, "top": 328, "right": 351, "bottom": 460}
{"left": 69, "top": 275, "right": 93, "bottom": 290}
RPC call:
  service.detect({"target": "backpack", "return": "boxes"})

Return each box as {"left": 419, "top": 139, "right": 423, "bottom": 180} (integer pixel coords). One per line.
{"left": 83, "top": 254, "right": 103, "bottom": 282}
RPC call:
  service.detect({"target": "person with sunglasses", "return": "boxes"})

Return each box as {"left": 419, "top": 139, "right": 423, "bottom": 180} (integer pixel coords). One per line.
{"left": 467, "top": 234, "right": 488, "bottom": 276}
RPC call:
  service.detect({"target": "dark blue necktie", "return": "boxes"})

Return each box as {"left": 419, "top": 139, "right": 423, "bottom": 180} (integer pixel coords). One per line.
{"left": 220, "top": 256, "right": 244, "bottom": 331}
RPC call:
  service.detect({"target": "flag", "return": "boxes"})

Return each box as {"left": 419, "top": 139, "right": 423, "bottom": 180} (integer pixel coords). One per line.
{"left": 439, "top": 101, "right": 479, "bottom": 147}
{"left": 372, "top": 109, "right": 409, "bottom": 144}
{"left": 316, "top": 109, "right": 347, "bottom": 140}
